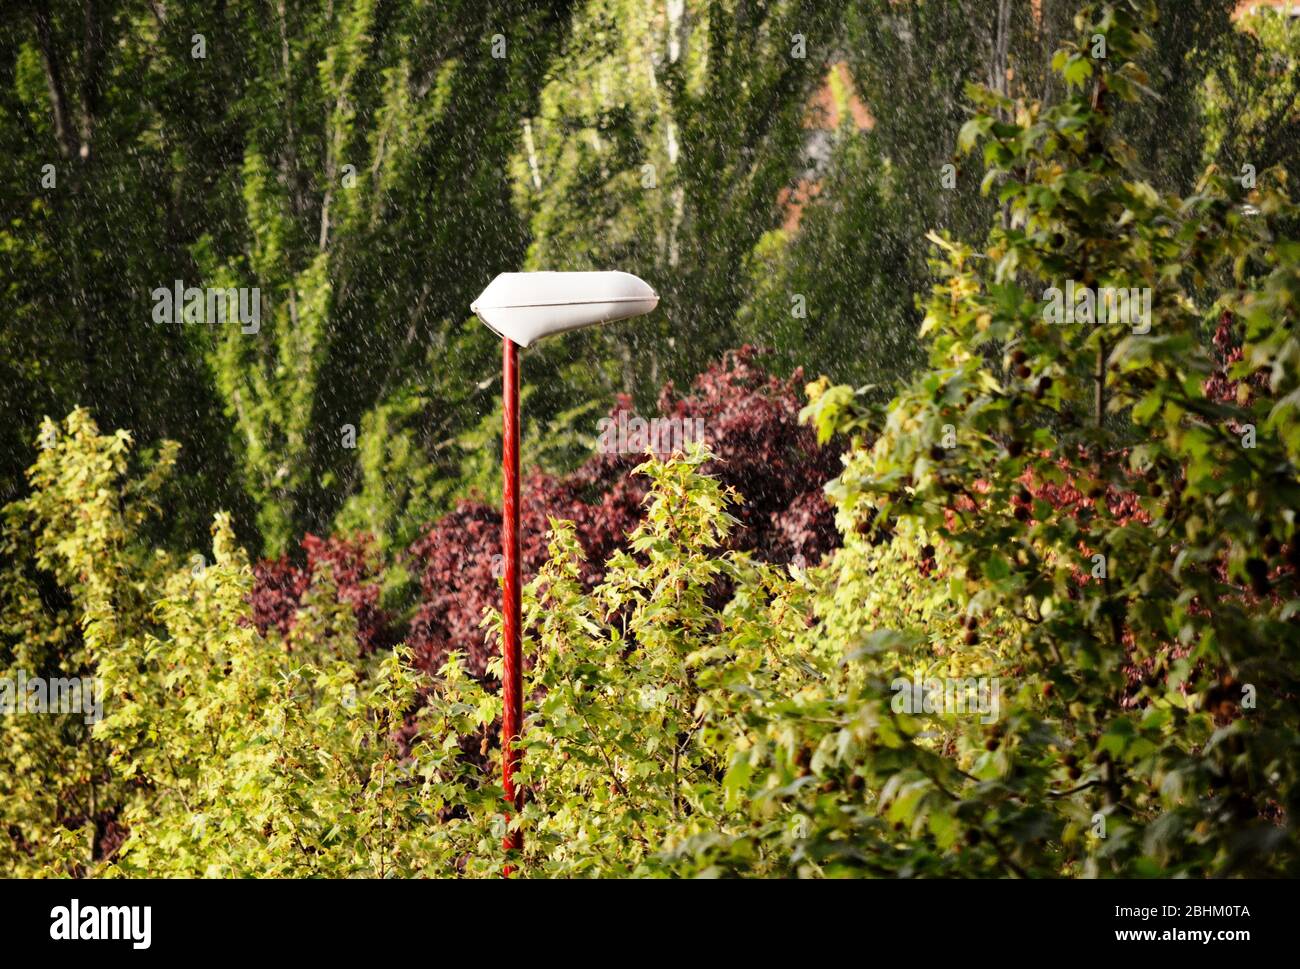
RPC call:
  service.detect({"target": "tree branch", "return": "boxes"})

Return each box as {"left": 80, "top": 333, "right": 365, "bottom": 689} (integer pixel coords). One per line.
{"left": 31, "top": 5, "right": 78, "bottom": 160}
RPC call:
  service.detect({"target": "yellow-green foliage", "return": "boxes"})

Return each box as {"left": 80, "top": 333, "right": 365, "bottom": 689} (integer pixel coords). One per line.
{"left": 1, "top": 411, "right": 451, "bottom": 877}
{"left": 5, "top": 414, "right": 928, "bottom": 878}
{"left": 1, "top": 409, "right": 175, "bottom": 874}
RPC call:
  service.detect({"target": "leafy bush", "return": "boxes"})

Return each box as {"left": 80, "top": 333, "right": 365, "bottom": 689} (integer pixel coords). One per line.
{"left": 255, "top": 347, "right": 840, "bottom": 678}
{"left": 1, "top": 411, "right": 461, "bottom": 877}
{"left": 0, "top": 410, "right": 174, "bottom": 871}
{"left": 409, "top": 444, "right": 1011, "bottom": 876}
{"left": 785, "top": 0, "right": 1300, "bottom": 876}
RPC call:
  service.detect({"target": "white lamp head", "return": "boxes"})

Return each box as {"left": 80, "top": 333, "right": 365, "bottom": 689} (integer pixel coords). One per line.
{"left": 471, "top": 271, "right": 659, "bottom": 347}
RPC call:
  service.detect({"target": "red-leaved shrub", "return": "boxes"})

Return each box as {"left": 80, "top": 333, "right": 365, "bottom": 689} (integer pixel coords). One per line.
{"left": 251, "top": 533, "right": 394, "bottom": 656}
{"left": 405, "top": 347, "right": 841, "bottom": 675}
{"left": 252, "top": 348, "right": 841, "bottom": 678}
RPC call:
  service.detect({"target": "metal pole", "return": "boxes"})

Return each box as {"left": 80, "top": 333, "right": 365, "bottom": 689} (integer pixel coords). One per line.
{"left": 501, "top": 336, "right": 524, "bottom": 874}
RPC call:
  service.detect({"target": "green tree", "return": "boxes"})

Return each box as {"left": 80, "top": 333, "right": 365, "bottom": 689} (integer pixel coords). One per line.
{"left": 0, "top": 410, "right": 464, "bottom": 877}
{"left": 736, "top": 129, "right": 923, "bottom": 390}
{"left": 740, "top": 1, "right": 1248, "bottom": 400}
{"left": 202, "top": 0, "right": 577, "bottom": 552}
{"left": 513, "top": 0, "right": 838, "bottom": 404}
{"left": 0, "top": 1, "right": 576, "bottom": 555}
{"left": 0, "top": 1, "right": 249, "bottom": 545}
{"left": 1202, "top": 5, "right": 1300, "bottom": 204}
{"left": 791, "top": 0, "right": 1300, "bottom": 875}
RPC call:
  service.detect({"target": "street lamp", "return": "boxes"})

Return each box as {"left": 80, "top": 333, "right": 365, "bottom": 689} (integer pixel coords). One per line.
{"left": 470, "top": 270, "right": 658, "bottom": 873}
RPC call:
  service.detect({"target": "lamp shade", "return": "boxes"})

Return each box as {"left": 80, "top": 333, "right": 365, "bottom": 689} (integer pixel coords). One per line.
{"left": 471, "top": 271, "right": 659, "bottom": 347}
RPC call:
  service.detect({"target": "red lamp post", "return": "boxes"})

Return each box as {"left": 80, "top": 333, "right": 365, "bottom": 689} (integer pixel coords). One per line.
{"left": 471, "top": 271, "right": 658, "bottom": 873}
{"left": 500, "top": 336, "right": 524, "bottom": 865}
